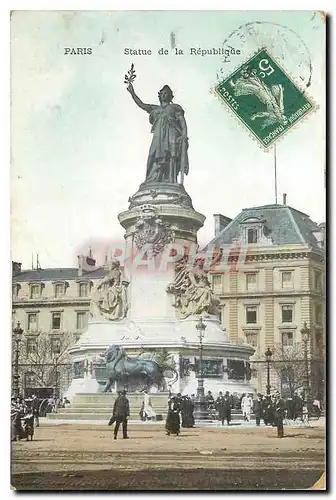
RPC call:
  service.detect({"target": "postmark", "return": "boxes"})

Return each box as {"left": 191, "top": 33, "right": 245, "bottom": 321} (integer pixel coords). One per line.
{"left": 217, "top": 21, "right": 314, "bottom": 91}
{"left": 214, "top": 48, "right": 316, "bottom": 149}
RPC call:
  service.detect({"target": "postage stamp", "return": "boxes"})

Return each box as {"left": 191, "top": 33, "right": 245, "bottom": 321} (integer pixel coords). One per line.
{"left": 9, "top": 10, "right": 325, "bottom": 492}
{"left": 215, "top": 48, "right": 316, "bottom": 149}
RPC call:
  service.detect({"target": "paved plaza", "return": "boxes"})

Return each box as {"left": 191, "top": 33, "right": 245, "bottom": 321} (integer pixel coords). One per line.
{"left": 11, "top": 420, "right": 325, "bottom": 490}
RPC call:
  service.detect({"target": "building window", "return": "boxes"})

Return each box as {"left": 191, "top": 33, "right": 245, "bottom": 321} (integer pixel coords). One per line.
{"left": 79, "top": 283, "right": 88, "bottom": 297}
{"left": 247, "top": 228, "right": 258, "bottom": 244}
{"left": 12, "top": 284, "right": 21, "bottom": 299}
{"left": 55, "top": 283, "right": 64, "bottom": 298}
{"left": 281, "top": 271, "right": 293, "bottom": 289}
{"left": 314, "top": 271, "right": 322, "bottom": 292}
{"left": 26, "top": 337, "right": 38, "bottom": 355}
{"left": 246, "top": 306, "right": 257, "bottom": 324}
{"left": 27, "top": 313, "right": 38, "bottom": 332}
{"left": 315, "top": 304, "right": 323, "bottom": 326}
{"left": 51, "top": 337, "right": 61, "bottom": 354}
{"left": 245, "top": 332, "right": 258, "bottom": 348}
{"left": 76, "top": 312, "right": 87, "bottom": 330}
{"left": 246, "top": 273, "right": 257, "bottom": 291}
{"left": 281, "top": 305, "right": 293, "bottom": 323}
{"left": 51, "top": 312, "right": 61, "bottom": 330}
{"left": 281, "top": 331, "right": 294, "bottom": 347}
{"left": 30, "top": 284, "right": 40, "bottom": 299}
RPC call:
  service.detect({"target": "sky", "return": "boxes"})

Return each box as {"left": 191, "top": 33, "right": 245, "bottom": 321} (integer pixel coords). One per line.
{"left": 10, "top": 10, "right": 325, "bottom": 269}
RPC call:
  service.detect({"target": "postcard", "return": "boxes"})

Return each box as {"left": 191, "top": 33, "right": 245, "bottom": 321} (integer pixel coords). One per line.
{"left": 10, "top": 10, "right": 326, "bottom": 491}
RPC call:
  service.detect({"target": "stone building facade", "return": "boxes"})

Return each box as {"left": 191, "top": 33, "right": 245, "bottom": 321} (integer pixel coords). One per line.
{"left": 207, "top": 203, "right": 325, "bottom": 396}
{"left": 12, "top": 202, "right": 325, "bottom": 398}
{"left": 12, "top": 255, "right": 108, "bottom": 397}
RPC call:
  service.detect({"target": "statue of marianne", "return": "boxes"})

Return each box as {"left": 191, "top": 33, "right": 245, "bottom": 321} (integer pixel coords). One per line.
{"left": 127, "top": 82, "right": 189, "bottom": 184}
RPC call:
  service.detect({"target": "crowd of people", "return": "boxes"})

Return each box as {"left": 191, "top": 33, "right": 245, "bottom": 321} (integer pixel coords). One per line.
{"left": 11, "top": 394, "right": 40, "bottom": 441}
{"left": 12, "top": 387, "right": 323, "bottom": 442}
{"left": 109, "top": 389, "right": 311, "bottom": 439}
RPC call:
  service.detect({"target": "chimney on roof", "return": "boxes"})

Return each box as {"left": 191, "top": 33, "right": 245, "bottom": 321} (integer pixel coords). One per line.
{"left": 12, "top": 261, "right": 22, "bottom": 276}
{"left": 78, "top": 252, "right": 97, "bottom": 277}
{"left": 213, "top": 214, "right": 232, "bottom": 236}
{"left": 283, "top": 193, "right": 287, "bottom": 206}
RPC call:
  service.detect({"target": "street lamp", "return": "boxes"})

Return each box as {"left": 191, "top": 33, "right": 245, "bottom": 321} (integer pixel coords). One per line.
{"left": 301, "top": 322, "right": 311, "bottom": 410}
{"left": 53, "top": 355, "right": 58, "bottom": 407}
{"left": 265, "top": 347, "right": 273, "bottom": 396}
{"left": 12, "top": 321, "right": 23, "bottom": 398}
{"left": 194, "top": 317, "right": 207, "bottom": 420}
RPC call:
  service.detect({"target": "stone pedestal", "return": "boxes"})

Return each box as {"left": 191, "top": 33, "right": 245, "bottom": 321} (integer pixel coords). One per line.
{"left": 66, "top": 180, "right": 255, "bottom": 400}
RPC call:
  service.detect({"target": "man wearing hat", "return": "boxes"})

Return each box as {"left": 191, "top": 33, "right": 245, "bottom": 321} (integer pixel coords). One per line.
{"left": 274, "top": 392, "right": 286, "bottom": 437}
{"left": 253, "top": 393, "right": 263, "bottom": 427}
{"left": 109, "top": 390, "right": 130, "bottom": 440}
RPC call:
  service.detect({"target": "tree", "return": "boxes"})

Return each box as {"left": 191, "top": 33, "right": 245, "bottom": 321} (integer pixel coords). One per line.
{"left": 272, "top": 343, "right": 306, "bottom": 398}
{"left": 20, "top": 331, "right": 75, "bottom": 389}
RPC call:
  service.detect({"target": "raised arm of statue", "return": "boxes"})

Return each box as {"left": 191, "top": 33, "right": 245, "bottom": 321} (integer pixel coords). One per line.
{"left": 127, "top": 83, "right": 154, "bottom": 114}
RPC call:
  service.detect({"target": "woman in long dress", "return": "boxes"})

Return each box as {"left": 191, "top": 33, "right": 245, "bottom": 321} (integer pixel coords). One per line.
{"left": 142, "top": 390, "right": 156, "bottom": 421}
{"left": 127, "top": 83, "right": 189, "bottom": 184}
{"left": 165, "top": 395, "right": 181, "bottom": 436}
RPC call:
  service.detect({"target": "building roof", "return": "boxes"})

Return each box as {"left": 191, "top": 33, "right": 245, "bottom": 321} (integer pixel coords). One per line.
{"left": 205, "top": 204, "right": 324, "bottom": 250}
{"left": 12, "top": 267, "right": 108, "bottom": 283}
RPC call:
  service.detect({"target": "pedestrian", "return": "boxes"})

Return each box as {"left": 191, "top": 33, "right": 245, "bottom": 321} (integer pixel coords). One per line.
{"left": 216, "top": 391, "right": 231, "bottom": 425}
{"left": 293, "top": 392, "right": 303, "bottom": 421}
{"left": 262, "top": 396, "right": 272, "bottom": 425}
{"left": 31, "top": 394, "right": 40, "bottom": 427}
{"left": 109, "top": 390, "right": 130, "bottom": 440}
{"left": 286, "top": 396, "right": 295, "bottom": 420}
{"left": 141, "top": 390, "right": 156, "bottom": 421}
{"left": 216, "top": 391, "right": 225, "bottom": 425}
{"left": 223, "top": 391, "right": 232, "bottom": 425}
{"left": 181, "top": 395, "right": 194, "bottom": 428}
{"left": 205, "top": 390, "right": 215, "bottom": 411}
{"left": 165, "top": 395, "right": 181, "bottom": 436}
{"left": 241, "top": 393, "right": 253, "bottom": 422}
{"left": 312, "top": 397, "right": 321, "bottom": 418}
{"left": 139, "top": 401, "right": 146, "bottom": 421}
{"left": 274, "top": 392, "right": 285, "bottom": 438}
{"left": 253, "top": 393, "right": 263, "bottom": 426}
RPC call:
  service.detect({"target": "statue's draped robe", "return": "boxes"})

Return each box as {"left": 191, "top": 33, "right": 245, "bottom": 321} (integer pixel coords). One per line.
{"left": 146, "top": 103, "right": 189, "bottom": 182}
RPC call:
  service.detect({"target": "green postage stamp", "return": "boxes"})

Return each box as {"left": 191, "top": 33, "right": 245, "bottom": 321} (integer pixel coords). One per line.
{"left": 215, "top": 48, "right": 316, "bottom": 149}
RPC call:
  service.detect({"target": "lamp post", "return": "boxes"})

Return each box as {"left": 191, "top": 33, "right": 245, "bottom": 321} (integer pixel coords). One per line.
{"left": 301, "top": 322, "right": 311, "bottom": 410}
{"left": 265, "top": 347, "right": 273, "bottom": 396}
{"left": 12, "top": 321, "right": 23, "bottom": 398}
{"left": 52, "top": 353, "right": 60, "bottom": 412}
{"left": 193, "top": 317, "right": 207, "bottom": 420}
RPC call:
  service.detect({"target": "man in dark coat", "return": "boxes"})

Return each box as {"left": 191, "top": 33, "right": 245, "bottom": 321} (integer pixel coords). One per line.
{"left": 216, "top": 391, "right": 225, "bottom": 424}
{"left": 181, "top": 396, "right": 194, "bottom": 428}
{"left": 262, "top": 396, "right": 273, "bottom": 426}
{"left": 216, "top": 391, "right": 231, "bottom": 425}
{"left": 253, "top": 393, "right": 263, "bottom": 426}
{"left": 274, "top": 392, "right": 286, "bottom": 438}
{"left": 109, "top": 390, "right": 130, "bottom": 439}
{"left": 165, "top": 395, "right": 181, "bottom": 435}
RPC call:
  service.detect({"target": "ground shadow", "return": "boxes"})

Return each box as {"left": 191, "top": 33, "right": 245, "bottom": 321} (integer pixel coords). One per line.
{"left": 283, "top": 434, "right": 306, "bottom": 438}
